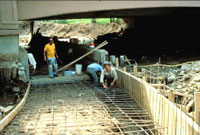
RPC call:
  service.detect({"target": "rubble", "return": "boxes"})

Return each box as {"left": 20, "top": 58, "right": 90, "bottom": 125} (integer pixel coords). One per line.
{"left": 0, "top": 62, "right": 26, "bottom": 83}
{"left": 181, "top": 63, "right": 191, "bottom": 72}
{"left": 153, "top": 61, "right": 200, "bottom": 95}
{"left": 0, "top": 112, "right": 2, "bottom": 120}
{"left": 0, "top": 106, "right": 5, "bottom": 113}
{"left": 18, "top": 65, "right": 26, "bottom": 82}
{"left": 19, "top": 21, "right": 123, "bottom": 45}
{"left": 167, "top": 72, "right": 176, "bottom": 83}
{"left": 0, "top": 105, "right": 13, "bottom": 120}
{"left": 186, "top": 100, "right": 194, "bottom": 113}
{"left": 12, "top": 87, "right": 20, "bottom": 93}
{"left": 137, "top": 60, "right": 200, "bottom": 118}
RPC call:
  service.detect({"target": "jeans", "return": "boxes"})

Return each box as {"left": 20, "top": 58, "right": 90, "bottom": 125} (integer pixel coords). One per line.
{"left": 86, "top": 68, "right": 98, "bottom": 83}
{"left": 47, "top": 58, "right": 58, "bottom": 77}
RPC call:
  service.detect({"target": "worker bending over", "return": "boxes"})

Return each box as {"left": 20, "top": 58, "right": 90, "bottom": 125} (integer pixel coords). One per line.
{"left": 86, "top": 63, "right": 103, "bottom": 85}
{"left": 44, "top": 37, "right": 59, "bottom": 78}
{"left": 100, "top": 61, "right": 118, "bottom": 88}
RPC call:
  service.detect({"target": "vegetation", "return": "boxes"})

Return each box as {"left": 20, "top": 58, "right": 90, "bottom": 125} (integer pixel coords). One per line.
{"left": 42, "top": 18, "right": 122, "bottom": 24}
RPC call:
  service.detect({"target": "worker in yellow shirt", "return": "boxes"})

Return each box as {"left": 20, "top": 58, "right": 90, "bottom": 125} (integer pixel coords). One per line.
{"left": 44, "top": 37, "right": 59, "bottom": 78}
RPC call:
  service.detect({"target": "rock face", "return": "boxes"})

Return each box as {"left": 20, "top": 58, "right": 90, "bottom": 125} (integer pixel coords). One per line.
{"left": 167, "top": 72, "right": 176, "bottom": 83}
{"left": 142, "top": 60, "right": 200, "bottom": 116}
{"left": 12, "top": 87, "right": 20, "bottom": 93}
{"left": 181, "top": 64, "right": 191, "bottom": 72}
{"left": 156, "top": 61, "right": 200, "bottom": 94}
{"left": 20, "top": 22, "right": 123, "bottom": 39}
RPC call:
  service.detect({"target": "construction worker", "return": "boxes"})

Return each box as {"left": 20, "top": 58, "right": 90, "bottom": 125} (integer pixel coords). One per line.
{"left": 44, "top": 37, "right": 59, "bottom": 78}
{"left": 100, "top": 61, "right": 118, "bottom": 88}
{"left": 86, "top": 63, "right": 103, "bottom": 85}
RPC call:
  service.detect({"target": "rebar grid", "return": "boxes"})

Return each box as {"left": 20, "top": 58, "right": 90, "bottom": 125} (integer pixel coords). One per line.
{"left": 2, "top": 80, "right": 164, "bottom": 135}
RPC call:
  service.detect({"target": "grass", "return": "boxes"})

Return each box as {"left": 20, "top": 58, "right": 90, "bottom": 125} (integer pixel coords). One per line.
{"left": 42, "top": 18, "right": 122, "bottom": 24}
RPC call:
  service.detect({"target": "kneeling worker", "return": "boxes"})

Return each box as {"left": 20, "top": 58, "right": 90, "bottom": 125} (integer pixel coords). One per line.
{"left": 86, "top": 63, "right": 103, "bottom": 84}
{"left": 100, "top": 61, "right": 118, "bottom": 89}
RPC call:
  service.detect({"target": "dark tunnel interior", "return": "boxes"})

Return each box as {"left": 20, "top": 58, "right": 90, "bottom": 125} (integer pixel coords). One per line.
{"left": 97, "top": 14, "right": 200, "bottom": 63}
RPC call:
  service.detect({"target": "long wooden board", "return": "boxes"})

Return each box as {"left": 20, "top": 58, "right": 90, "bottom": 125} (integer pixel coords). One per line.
{"left": 0, "top": 82, "right": 31, "bottom": 131}
{"left": 58, "top": 40, "right": 108, "bottom": 72}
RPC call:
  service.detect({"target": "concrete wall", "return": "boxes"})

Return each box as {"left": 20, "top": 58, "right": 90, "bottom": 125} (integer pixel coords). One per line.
{"left": 17, "top": 1, "right": 200, "bottom": 20}
{"left": 0, "top": 0, "right": 20, "bottom": 62}
{"left": 0, "top": 35, "right": 19, "bottom": 62}
{"left": 0, "top": 1, "right": 19, "bottom": 30}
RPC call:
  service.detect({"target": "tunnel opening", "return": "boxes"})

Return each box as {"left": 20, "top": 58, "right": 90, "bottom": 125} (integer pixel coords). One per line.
{"left": 24, "top": 14, "right": 200, "bottom": 74}
{"left": 23, "top": 19, "right": 123, "bottom": 73}
{"left": 97, "top": 14, "right": 200, "bottom": 64}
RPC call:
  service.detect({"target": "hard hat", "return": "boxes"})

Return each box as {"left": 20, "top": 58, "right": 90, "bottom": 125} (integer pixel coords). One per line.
{"left": 103, "top": 61, "right": 111, "bottom": 66}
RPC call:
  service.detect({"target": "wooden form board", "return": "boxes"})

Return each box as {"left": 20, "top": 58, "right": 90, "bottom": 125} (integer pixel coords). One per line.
{"left": 116, "top": 69, "right": 200, "bottom": 135}
{"left": 195, "top": 92, "right": 200, "bottom": 126}
{"left": 0, "top": 82, "right": 31, "bottom": 131}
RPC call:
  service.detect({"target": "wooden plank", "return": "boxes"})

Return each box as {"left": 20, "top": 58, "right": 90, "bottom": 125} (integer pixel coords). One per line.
{"left": 125, "top": 56, "right": 131, "bottom": 65}
{"left": 158, "top": 80, "right": 162, "bottom": 91}
{"left": 116, "top": 68, "right": 200, "bottom": 135}
{"left": 164, "top": 97, "right": 169, "bottom": 135}
{"left": 0, "top": 82, "right": 31, "bottom": 131}
{"left": 195, "top": 92, "right": 200, "bottom": 126}
{"left": 133, "top": 66, "right": 137, "bottom": 76}
{"left": 142, "top": 73, "right": 146, "bottom": 81}
{"left": 58, "top": 40, "right": 108, "bottom": 72}
{"left": 160, "top": 96, "right": 165, "bottom": 134}
{"left": 123, "top": 67, "right": 126, "bottom": 72}
{"left": 169, "top": 90, "right": 174, "bottom": 103}
{"left": 115, "top": 57, "right": 119, "bottom": 69}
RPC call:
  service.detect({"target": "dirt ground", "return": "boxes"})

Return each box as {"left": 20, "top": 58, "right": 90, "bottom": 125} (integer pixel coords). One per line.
{"left": 0, "top": 82, "right": 27, "bottom": 107}
{"left": 19, "top": 21, "right": 123, "bottom": 46}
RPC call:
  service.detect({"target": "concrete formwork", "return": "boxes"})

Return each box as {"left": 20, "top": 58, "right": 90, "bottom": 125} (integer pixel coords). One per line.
{"left": 116, "top": 68, "right": 200, "bottom": 135}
